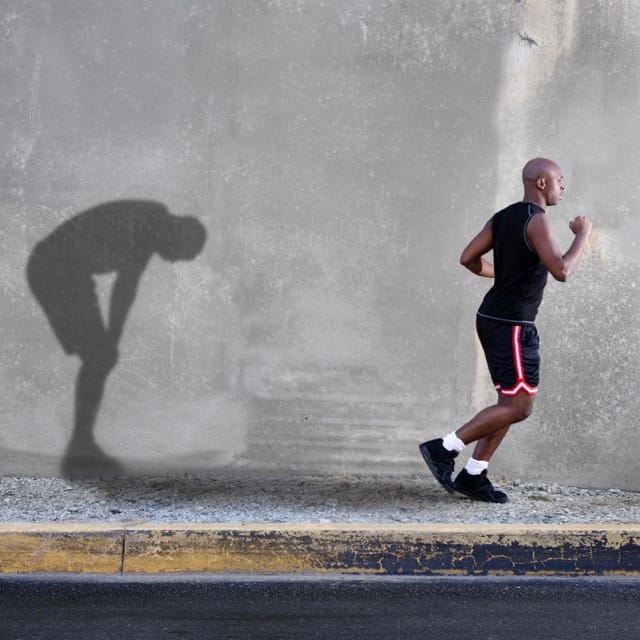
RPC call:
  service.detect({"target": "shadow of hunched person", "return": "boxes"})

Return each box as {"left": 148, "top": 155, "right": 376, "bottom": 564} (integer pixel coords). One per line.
{"left": 27, "top": 200, "right": 207, "bottom": 478}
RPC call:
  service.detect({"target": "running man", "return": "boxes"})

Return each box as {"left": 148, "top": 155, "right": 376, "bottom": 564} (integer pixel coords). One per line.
{"left": 420, "top": 157, "right": 592, "bottom": 503}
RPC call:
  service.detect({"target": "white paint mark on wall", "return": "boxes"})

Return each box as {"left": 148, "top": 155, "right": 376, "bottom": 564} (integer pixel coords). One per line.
{"left": 27, "top": 54, "right": 42, "bottom": 124}
{"left": 359, "top": 16, "right": 368, "bottom": 45}
{"left": 205, "top": 93, "right": 216, "bottom": 138}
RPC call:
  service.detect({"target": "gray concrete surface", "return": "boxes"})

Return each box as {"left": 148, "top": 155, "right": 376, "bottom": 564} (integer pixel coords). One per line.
{"left": 1, "top": 2, "right": 639, "bottom": 486}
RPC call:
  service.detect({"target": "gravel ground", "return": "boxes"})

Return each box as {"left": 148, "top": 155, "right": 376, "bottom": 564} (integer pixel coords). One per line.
{"left": 1, "top": 472, "right": 639, "bottom": 525}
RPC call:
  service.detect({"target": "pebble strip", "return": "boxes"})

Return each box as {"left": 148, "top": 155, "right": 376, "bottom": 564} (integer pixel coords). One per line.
{"left": 1, "top": 473, "right": 638, "bottom": 525}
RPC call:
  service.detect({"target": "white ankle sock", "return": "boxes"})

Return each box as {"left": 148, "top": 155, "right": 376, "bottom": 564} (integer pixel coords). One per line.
{"left": 465, "top": 457, "right": 489, "bottom": 475}
{"left": 442, "top": 432, "right": 465, "bottom": 453}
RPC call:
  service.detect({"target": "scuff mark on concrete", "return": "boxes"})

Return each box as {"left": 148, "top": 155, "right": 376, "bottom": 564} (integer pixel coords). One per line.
{"left": 517, "top": 31, "right": 540, "bottom": 47}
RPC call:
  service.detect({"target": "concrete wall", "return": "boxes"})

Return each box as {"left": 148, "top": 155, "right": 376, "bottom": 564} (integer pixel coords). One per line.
{"left": 2, "top": 1, "right": 638, "bottom": 487}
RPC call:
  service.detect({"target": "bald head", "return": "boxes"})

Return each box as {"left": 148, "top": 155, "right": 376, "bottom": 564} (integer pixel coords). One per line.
{"left": 522, "top": 157, "right": 561, "bottom": 185}
{"left": 522, "top": 157, "right": 564, "bottom": 208}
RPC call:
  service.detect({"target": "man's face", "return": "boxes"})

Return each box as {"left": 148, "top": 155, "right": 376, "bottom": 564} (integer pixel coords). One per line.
{"left": 542, "top": 165, "right": 565, "bottom": 206}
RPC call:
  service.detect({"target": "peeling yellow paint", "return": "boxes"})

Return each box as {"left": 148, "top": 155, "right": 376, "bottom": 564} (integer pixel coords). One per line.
{"left": 1, "top": 523, "right": 639, "bottom": 575}
{"left": 0, "top": 527, "right": 123, "bottom": 573}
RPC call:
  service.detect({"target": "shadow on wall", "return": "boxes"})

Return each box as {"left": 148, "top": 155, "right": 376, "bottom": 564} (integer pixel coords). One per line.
{"left": 26, "top": 200, "right": 207, "bottom": 478}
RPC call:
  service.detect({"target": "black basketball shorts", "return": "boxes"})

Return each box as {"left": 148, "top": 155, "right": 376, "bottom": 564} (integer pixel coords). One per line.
{"left": 475, "top": 314, "right": 540, "bottom": 396}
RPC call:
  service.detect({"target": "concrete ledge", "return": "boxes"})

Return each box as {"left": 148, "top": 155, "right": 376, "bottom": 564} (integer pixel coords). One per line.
{"left": 1, "top": 523, "right": 639, "bottom": 576}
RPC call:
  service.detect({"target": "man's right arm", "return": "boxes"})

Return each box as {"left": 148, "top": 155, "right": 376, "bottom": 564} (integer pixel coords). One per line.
{"left": 527, "top": 214, "right": 592, "bottom": 282}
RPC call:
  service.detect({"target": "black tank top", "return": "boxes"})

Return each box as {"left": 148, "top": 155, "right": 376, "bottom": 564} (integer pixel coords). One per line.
{"left": 477, "top": 202, "right": 548, "bottom": 323}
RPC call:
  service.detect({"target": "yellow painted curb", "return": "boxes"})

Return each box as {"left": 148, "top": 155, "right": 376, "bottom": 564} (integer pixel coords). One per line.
{"left": 0, "top": 524, "right": 123, "bottom": 573}
{"left": 1, "top": 523, "right": 639, "bottom": 575}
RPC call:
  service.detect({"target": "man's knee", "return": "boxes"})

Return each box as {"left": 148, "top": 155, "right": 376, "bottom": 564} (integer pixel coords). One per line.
{"left": 500, "top": 394, "right": 535, "bottom": 423}
{"left": 516, "top": 400, "right": 534, "bottom": 422}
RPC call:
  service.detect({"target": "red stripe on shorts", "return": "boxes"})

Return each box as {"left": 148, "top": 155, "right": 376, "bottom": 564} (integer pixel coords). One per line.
{"left": 495, "top": 325, "right": 537, "bottom": 396}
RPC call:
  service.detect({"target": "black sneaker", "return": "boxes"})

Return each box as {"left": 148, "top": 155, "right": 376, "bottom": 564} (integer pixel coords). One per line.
{"left": 419, "top": 439, "right": 458, "bottom": 494}
{"left": 454, "top": 469, "right": 508, "bottom": 503}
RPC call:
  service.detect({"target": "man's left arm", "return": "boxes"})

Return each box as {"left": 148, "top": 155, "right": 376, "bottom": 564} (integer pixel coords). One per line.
{"left": 459, "top": 219, "right": 494, "bottom": 278}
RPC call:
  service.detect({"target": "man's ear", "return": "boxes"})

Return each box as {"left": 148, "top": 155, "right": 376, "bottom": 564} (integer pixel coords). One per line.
{"left": 536, "top": 177, "right": 546, "bottom": 190}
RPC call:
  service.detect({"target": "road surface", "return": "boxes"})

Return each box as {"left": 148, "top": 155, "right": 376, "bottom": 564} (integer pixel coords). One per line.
{"left": 1, "top": 574, "right": 639, "bottom": 639}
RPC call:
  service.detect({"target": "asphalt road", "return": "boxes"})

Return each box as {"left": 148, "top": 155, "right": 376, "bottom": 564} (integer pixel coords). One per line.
{"left": 1, "top": 574, "right": 639, "bottom": 639}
